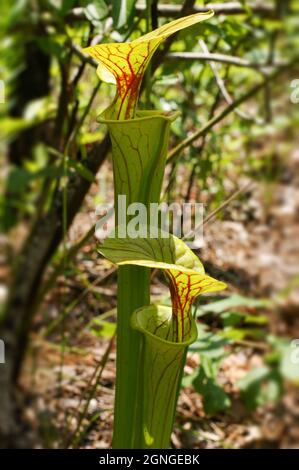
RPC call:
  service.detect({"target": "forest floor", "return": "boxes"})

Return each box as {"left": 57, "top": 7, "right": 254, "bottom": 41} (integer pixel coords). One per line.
{"left": 16, "top": 144, "right": 299, "bottom": 449}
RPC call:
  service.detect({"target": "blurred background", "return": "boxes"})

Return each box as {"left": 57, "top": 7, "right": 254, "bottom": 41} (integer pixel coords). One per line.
{"left": 0, "top": 0, "right": 299, "bottom": 449}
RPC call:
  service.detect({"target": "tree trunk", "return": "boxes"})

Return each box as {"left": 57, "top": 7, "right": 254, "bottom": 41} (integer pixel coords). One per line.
{"left": 0, "top": 134, "right": 110, "bottom": 447}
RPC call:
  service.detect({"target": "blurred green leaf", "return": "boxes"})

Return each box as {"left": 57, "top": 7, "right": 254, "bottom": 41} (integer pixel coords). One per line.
{"left": 111, "top": 0, "right": 135, "bottom": 28}
{"left": 0, "top": 117, "right": 35, "bottom": 140}
{"left": 221, "top": 311, "right": 243, "bottom": 327}
{"left": 238, "top": 366, "right": 283, "bottom": 410}
{"left": 83, "top": 0, "right": 109, "bottom": 25}
{"left": 60, "top": 0, "right": 77, "bottom": 16}
{"left": 221, "top": 311, "right": 268, "bottom": 327}
{"left": 36, "top": 37, "right": 65, "bottom": 60}
{"left": 68, "top": 159, "right": 95, "bottom": 182}
{"left": 197, "top": 294, "right": 270, "bottom": 316}
{"left": 90, "top": 317, "right": 116, "bottom": 338}
{"left": 222, "top": 326, "right": 266, "bottom": 341}
{"left": 4, "top": 0, "right": 27, "bottom": 30}
{"left": 6, "top": 167, "right": 31, "bottom": 193}
{"left": 188, "top": 327, "right": 231, "bottom": 414}
{"left": 190, "top": 328, "right": 228, "bottom": 358}
{"left": 192, "top": 355, "right": 231, "bottom": 415}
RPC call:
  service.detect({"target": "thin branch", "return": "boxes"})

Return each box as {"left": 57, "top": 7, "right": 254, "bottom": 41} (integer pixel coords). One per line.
{"left": 202, "top": 181, "right": 254, "bottom": 227}
{"left": 71, "top": 24, "right": 94, "bottom": 88}
{"left": 36, "top": 224, "right": 96, "bottom": 307}
{"left": 151, "top": 0, "right": 197, "bottom": 72}
{"left": 65, "top": 81, "right": 101, "bottom": 153}
{"left": 71, "top": 39, "right": 287, "bottom": 77}
{"left": 71, "top": 41, "right": 97, "bottom": 67}
{"left": 151, "top": 0, "right": 159, "bottom": 29}
{"left": 166, "top": 56, "right": 299, "bottom": 165}
{"left": 199, "top": 39, "right": 262, "bottom": 123}
{"left": 65, "top": 2, "right": 285, "bottom": 23}
{"left": 67, "top": 334, "right": 115, "bottom": 448}
{"left": 166, "top": 52, "right": 287, "bottom": 71}
{"left": 183, "top": 180, "right": 255, "bottom": 241}
{"left": 136, "top": 1, "right": 283, "bottom": 17}
{"left": 42, "top": 267, "right": 115, "bottom": 338}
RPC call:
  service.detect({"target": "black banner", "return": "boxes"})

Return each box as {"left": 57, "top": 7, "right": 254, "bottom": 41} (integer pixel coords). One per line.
{"left": 0, "top": 449, "right": 297, "bottom": 468}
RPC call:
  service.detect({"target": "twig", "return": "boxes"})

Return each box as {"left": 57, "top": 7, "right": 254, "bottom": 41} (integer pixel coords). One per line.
{"left": 71, "top": 23, "right": 94, "bottom": 89}
{"left": 151, "top": 0, "right": 159, "bottom": 29}
{"left": 67, "top": 334, "right": 115, "bottom": 448}
{"left": 166, "top": 52, "right": 286, "bottom": 71}
{"left": 42, "top": 267, "right": 115, "bottom": 338}
{"left": 136, "top": 2, "right": 282, "bottom": 17}
{"left": 202, "top": 181, "right": 255, "bottom": 227}
{"left": 183, "top": 180, "right": 255, "bottom": 241}
{"left": 199, "top": 39, "right": 263, "bottom": 123}
{"left": 183, "top": 91, "right": 221, "bottom": 202}
{"left": 71, "top": 41, "right": 97, "bottom": 68}
{"left": 36, "top": 224, "right": 96, "bottom": 307}
{"left": 65, "top": 81, "right": 101, "bottom": 154}
{"left": 151, "top": 0, "right": 197, "bottom": 72}
{"left": 230, "top": 338, "right": 270, "bottom": 351}
{"left": 65, "top": 3, "right": 285, "bottom": 22}
{"left": 166, "top": 55, "right": 299, "bottom": 165}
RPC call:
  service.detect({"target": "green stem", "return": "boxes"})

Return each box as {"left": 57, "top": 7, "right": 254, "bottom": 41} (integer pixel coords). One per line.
{"left": 112, "top": 265, "right": 150, "bottom": 448}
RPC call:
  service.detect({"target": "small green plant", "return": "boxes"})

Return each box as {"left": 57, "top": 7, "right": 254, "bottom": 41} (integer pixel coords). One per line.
{"left": 84, "top": 11, "right": 227, "bottom": 449}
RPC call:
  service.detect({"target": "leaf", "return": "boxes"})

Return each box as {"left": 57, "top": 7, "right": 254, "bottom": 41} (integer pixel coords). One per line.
{"left": 222, "top": 327, "right": 266, "bottom": 341}
{"left": 221, "top": 311, "right": 268, "bottom": 327}
{"left": 90, "top": 318, "right": 116, "bottom": 338}
{"left": 3, "top": 0, "right": 27, "bottom": 31}
{"left": 6, "top": 167, "right": 32, "bottom": 193}
{"left": 193, "top": 358, "right": 231, "bottom": 415}
{"left": 187, "top": 327, "right": 230, "bottom": 414}
{"left": 84, "top": 0, "right": 109, "bottom": 25}
{"left": 0, "top": 117, "right": 39, "bottom": 140}
{"left": 244, "top": 314, "right": 268, "bottom": 325}
{"left": 99, "top": 230, "right": 204, "bottom": 273}
{"left": 36, "top": 166, "right": 68, "bottom": 179}
{"left": 190, "top": 327, "right": 228, "bottom": 359}
{"left": 182, "top": 370, "right": 198, "bottom": 388}
{"left": 5, "top": 165, "right": 66, "bottom": 195}
{"left": 196, "top": 373, "right": 231, "bottom": 415}
{"left": 100, "top": 232, "right": 226, "bottom": 342}
{"left": 197, "top": 294, "right": 270, "bottom": 316}
{"left": 60, "top": 0, "right": 77, "bottom": 17}
{"left": 221, "top": 311, "right": 244, "bottom": 327}
{"left": 238, "top": 366, "right": 283, "bottom": 410}
{"left": 111, "top": 0, "right": 135, "bottom": 29}
{"left": 82, "top": 11, "right": 214, "bottom": 119}
{"left": 36, "top": 37, "right": 65, "bottom": 60}
{"left": 68, "top": 159, "right": 95, "bottom": 182}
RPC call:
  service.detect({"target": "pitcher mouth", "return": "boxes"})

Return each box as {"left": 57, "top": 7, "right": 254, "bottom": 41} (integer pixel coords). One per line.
{"left": 97, "top": 109, "right": 180, "bottom": 125}
{"left": 131, "top": 304, "right": 198, "bottom": 347}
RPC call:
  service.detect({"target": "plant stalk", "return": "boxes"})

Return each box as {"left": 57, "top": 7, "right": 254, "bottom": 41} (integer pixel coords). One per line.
{"left": 112, "top": 265, "right": 149, "bottom": 448}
